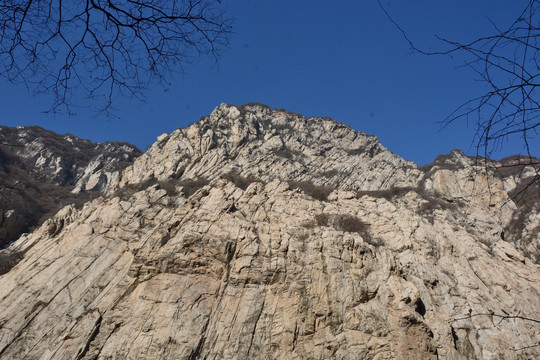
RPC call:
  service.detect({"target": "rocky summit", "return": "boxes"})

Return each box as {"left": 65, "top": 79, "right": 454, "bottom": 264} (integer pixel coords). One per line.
{"left": 0, "top": 103, "right": 539, "bottom": 359}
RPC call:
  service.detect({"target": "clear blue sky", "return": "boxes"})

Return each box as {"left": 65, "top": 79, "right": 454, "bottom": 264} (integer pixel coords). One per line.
{"left": 0, "top": 0, "right": 536, "bottom": 165}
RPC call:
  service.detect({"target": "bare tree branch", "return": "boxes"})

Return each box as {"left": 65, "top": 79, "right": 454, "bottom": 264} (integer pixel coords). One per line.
{"left": 378, "top": 1, "right": 540, "bottom": 184}
{"left": 0, "top": 0, "right": 232, "bottom": 116}
{"left": 453, "top": 312, "right": 540, "bottom": 352}
{"left": 453, "top": 312, "right": 540, "bottom": 325}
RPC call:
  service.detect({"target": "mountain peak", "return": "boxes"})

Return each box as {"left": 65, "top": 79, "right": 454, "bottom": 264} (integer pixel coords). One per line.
{"left": 115, "top": 103, "right": 421, "bottom": 193}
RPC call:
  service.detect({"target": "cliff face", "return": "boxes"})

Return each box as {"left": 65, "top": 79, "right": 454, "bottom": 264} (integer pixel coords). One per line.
{"left": 0, "top": 126, "right": 142, "bottom": 191}
{"left": 0, "top": 104, "right": 539, "bottom": 359}
{"left": 115, "top": 104, "right": 421, "bottom": 191}
{"left": 0, "top": 126, "right": 142, "bottom": 247}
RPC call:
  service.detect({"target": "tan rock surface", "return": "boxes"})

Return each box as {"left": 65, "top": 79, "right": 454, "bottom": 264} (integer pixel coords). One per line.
{"left": 0, "top": 104, "right": 539, "bottom": 359}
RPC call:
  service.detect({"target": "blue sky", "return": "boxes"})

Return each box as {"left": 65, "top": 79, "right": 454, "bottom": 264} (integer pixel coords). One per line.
{"left": 0, "top": 0, "right": 536, "bottom": 165}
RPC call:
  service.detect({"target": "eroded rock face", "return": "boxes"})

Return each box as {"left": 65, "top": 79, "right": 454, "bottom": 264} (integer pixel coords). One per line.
{"left": 0, "top": 126, "right": 142, "bottom": 246}
{"left": 0, "top": 104, "right": 539, "bottom": 359}
{"left": 0, "top": 126, "right": 142, "bottom": 191}
{"left": 113, "top": 103, "right": 422, "bottom": 192}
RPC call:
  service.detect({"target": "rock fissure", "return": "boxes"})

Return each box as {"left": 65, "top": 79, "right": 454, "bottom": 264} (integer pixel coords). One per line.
{"left": 75, "top": 311, "right": 103, "bottom": 360}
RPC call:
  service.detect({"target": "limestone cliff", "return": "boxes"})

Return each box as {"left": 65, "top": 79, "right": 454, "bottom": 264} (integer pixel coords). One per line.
{"left": 0, "top": 104, "right": 539, "bottom": 359}
{"left": 0, "top": 126, "right": 142, "bottom": 192}
{"left": 0, "top": 126, "right": 142, "bottom": 247}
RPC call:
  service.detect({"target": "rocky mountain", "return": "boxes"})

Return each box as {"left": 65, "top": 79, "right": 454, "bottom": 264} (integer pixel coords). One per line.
{"left": 0, "top": 126, "right": 142, "bottom": 246}
{"left": 0, "top": 103, "right": 539, "bottom": 359}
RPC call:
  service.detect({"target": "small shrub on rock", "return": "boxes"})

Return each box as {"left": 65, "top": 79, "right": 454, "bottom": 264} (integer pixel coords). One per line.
{"left": 157, "top": 180, "right": 180, "bottom": 197}
{"left": 355, "top": 187, "right": 417, "bottom": 201}
{"left": 0, "top": 250, "right": 22, "bottom": 275}
{"left": 307, "top": 213, "right": 383, "bottom": 247}
{"left": 272, "top": 148, "right": 302, "bottom": 159}
{"left": 222, "top": 171, "right": 263, "bottom": 190}
{"left": 288, "top": 180, "right": 334, "bottom": 201}
{"left": 178, "top": 177, "right": 210, "bottom": 197}
{"left": 113, "top": 178, "right": 158, "bottom": 200}
{"left": 315, "top": 213, "right": 329, "bottom": 227}
{"left": 334, "top": 214, "right": 367, "bottom": 233}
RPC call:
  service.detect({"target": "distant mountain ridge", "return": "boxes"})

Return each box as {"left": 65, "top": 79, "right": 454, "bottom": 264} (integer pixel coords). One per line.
{"left": 0, "top": 125, "right": 142, "bottom": 190}
{"left": 0, "top": 125, "right": 142, "bottom": 247}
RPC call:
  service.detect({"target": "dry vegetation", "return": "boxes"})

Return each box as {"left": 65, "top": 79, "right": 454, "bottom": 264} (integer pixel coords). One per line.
{"left": 288, "top": 180, "right": 334, "bottom": 201}
{"left": 177, "top": 178, "right": 210, "bottom": 197}
{"left": 113, "top": 177, "right": 210, "bottom": 200}
{"left": 0, "top": 250, "right": 22, "bottom": 275}
{"left": 355, "top": 187, "right": 417, "bottom": 201}
{"left": 222, "top": 171, "right": 263, "bottom": 190}
{"left": 0, "top": 146, "right": 95, "bottom": 248}
{"left": 307, "top": 213, "right": 383, "bottom": 247}
{"left": 504, "top": 177, "right": 540, "bottom": 263}
{"left": 0, "top": 126, "right": 141, "bottom": 186}
{"left": 0, "top": 126, "right": 141, "bottom": 248}
{"left": 272, "top": 148, "right": 304, "bottom": 160}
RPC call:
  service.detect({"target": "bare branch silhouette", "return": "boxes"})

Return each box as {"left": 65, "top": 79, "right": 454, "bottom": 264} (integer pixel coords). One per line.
{"left": 453, "top": 312, "right": 540, "bottom": 351}
{"left": 453, "top": 312, "right": 540, "bottom": 325}
{"left": 378, "top": 0, "right": 540, "bottom": 191}
{"left": 0, "top": 0, "right": 232, "bottom": 115}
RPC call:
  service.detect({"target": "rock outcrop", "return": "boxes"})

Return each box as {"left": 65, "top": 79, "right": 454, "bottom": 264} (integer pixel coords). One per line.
{"left": 114, "top": 103, "right": 421, "bottom": 192}
{"left": 0, "top": 126, "right": 142, "bottom": 246}
{"left": 0, "top": 104, "right": 539, "bottom": 359}
{"left": 0, "top": 126, "right": 142, "bottom": 191}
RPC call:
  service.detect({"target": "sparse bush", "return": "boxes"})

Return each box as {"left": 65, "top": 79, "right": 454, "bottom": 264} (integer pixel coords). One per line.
{"left": 494, "top": 156, "right": 536, "bottom": 178}
{"left": 239, "top": 102, "right": 271, "bottom": 110}
{"left": 365, "top": 236, "right": 385, "bottom": 247}
{"left": 504, "top": 182, "right": 540, "bottom": 264}
{"left": 321, "top": 169, "right": 340, "bottom": 178}
{"left": 0, "top": 127, "right": 141, "bottom": 246}
{"left": 334, "top": 214, "right": 382, "bottom": 246}
{"left": 222, "top": 171, "right": 263, "bottom": 190}
{"left": 419, "top": 152, "right": 469, "bottom": 174}
{"left": 178, "top": 177, "right": 210, "bottom": 197}
{"left": 356, "top": 187, "right": 417, "bottom": 201}
{"left": 157, "top": 180, "right": 180, "bottom": 197}
{"left": 272, "top": 148, "right": 303, "bottom": 160}
{"left": 113, "top": 176, "right": 208, "bottom": 200}
{"left": 417, "top": 194, "right": 458, "bottom": 225}
{"left": 0, "top": 250, "right": 22, "bottom": 275}
{"left": 315, "top": 213, "right": 329, "bottom": 227}
{"left": 0, "top": 156, "right": 97, "bottom": 247}
{"left": 112, "top": 178, "right": 158, "bottom": 200}
{"left": 347, "top": 147, "right": 365, "bottom": 156}
{"left": 334, "top": 214, "right": 367, "bottom": 233}
{"left": 272, "top": 123, "right": 295, "bottom": 132}
{"left": 347, "top": 143, "right": 381, "bottom": 158}
{"left": 354, "top": 185, "right": 460, "bottom": 225}
{"left": 307, "top": 212, "right": 383, "bottom": 247}
{"left": 238, "top": 102, "right": 271, "bottom": 116}
{"left": 288, "top": 180, "right": 334, "bottom": 201}
{"left": 508, "top": 175, "right": 540, "bottom": 207}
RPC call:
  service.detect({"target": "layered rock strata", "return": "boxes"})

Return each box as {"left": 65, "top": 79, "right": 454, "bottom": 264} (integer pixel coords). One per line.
{"left": 0, "top": 126, "right": 142, "bottom": 246}
{"left": 0, "top": 104, "right": 538, "bottom": 359}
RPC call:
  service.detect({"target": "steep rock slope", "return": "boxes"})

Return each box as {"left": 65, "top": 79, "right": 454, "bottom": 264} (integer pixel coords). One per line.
{"left": 492, "top": 155, "right": 540, "bottom": 263}
{"left": 0, "top": 126, "right": 142, "bottom": 247}
{"left": 0, "top": 104, "right": 539, "bottom": 359}
{"left": 115, "top": 103, "right": 422, "bottom": 191}
{"left": 0, "top": 126, "right": 142, "bottom": 191}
